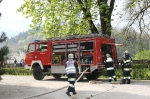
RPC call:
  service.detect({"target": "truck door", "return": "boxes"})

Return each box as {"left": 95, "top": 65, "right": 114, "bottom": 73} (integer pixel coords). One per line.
{"left": 39, "top": 43, "right": 49, "bottom": 65}
{"left": 25, "top": 44, "right": 35, "bottom": 65}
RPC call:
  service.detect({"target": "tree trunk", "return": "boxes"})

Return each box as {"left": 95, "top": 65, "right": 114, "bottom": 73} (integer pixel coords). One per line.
{"left": 98, "top": 0, "right": 115, "bottom": 36}
{"left": 77, "top": 0, "right": 99, "bottom": 34}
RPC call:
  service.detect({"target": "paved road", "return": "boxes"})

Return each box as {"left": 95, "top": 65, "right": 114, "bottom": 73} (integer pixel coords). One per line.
{"left": 0, "top": 75, "right": 150, "bottom": 99}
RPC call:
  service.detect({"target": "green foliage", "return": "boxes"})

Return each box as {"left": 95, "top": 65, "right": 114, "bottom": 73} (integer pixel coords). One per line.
{"left": 17, "top": 0, "right": 90, "bottom": 38}
{"left": 129, "top": 0, "right": 138, "bottom": 8}
{"left": 2, "top": 65, "right": 150, "bottom": 80}
{"left": 111, "top": 27, "right": 149, "bottom": 57}
{"left": 3, "top": 68, "right": 32, "bottom": 75}
{"left": 132, "top": 64, "right": 148, "bottom": 68}
{"left": 0, "top": 68, "right": 5, "bottom": 75}
{"left": 100, "top": 64, "right": 150, "bottom": 80}
{"left": 0, "top": 1, "right": 10, "bottom": 76}
{"left": 0, "top": 32, "right": 9, "bottom": 63}
{"left": 133, "top": 50, "right": 150, "bottom": 60}
{"left": 131, "top": 68, "right": 150, "bottom": 80}
{"left": 100, "top": 68, "right": 150, "bottom": 80}
{"left": 0, "top": 46, "right": 9, "bottom": 62}
{"left": 0, "top": 32, "right": 7, "bottom": 43}
{"left": 115, "top": 69, "right": 122, "bottom": 79}
{"left": 0, "top": 46, "right": 9, "bottom": 55}
{"left": 17, "top": 0, "right": 115, "bottom": 37}
{"left": 8, "top": 30, "right": 43, "bottom": 54}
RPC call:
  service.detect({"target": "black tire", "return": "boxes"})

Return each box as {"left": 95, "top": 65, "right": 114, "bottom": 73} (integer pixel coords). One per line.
{"left": 52, "top": 74, "right": 62, "bottom": 78}
{"left": 33, "top": 66, "right": 44, "bottom": 80}
{"left": 85, "top": 69, "right": 99, "bottom": 80}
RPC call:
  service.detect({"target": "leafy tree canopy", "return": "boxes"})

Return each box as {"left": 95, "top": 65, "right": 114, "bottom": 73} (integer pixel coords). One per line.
{"left": 0, "top": 0, "right": 9, "bottom": 63}
{"left": 0, "top": 46, "right": 9, "bottom": 61}
{"left": 0, "top": 32, "right": 9, "bottom": 62}
{"left": 17, "top": 0, "right": 115, "bottom": 38}
{"left": 133, "top": 50, "right": 150, "bottom": 60}
{"left": 123, "top": 0, "right": 150, "bottom": 40}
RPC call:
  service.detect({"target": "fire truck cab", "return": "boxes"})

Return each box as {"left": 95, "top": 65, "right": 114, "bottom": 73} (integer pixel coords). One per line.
{"left": 25, "top": 34, "right": 118, "bottom": 80}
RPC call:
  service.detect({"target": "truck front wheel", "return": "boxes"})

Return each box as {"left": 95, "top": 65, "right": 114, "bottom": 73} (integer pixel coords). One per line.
{"left": 33, "top": 66, "right": 44, "bottom": 80}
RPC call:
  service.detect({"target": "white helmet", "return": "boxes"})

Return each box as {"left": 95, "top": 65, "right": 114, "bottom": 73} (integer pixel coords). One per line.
{"left": 68, "top": 53, "right": 74, "bottom": 59}
{"left": 122, "top": 55, "right": 125, "bottom": 58}
{"left": 124, "top": 50, "right": 128, "bottom": 54}
{"left": 106, "top": 53, "right": 110, "bottom": 58}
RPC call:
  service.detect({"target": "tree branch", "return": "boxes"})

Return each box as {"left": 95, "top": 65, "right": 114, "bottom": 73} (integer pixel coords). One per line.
{"left": 77, "top": 0, "right": 99, "bottom": 33}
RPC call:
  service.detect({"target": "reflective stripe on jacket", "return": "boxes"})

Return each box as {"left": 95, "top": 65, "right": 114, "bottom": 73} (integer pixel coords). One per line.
{"left": 124, "top": 68, "right": 132, "bottom": 71}
{"left": 104, "top": 57, "right": 114, "bottom": 69}
{"left": 65, "top": 59, "right": 76, "bottom": 74}
{"left": 124, "top": 60, "right": 131, "bottom": 63}
{"left": 106, "top": 67, "right": 114, "bottom": 70}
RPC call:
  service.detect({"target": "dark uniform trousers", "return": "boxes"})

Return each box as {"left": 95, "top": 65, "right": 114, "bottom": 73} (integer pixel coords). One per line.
{"left": 104, "top": 57, "right": 117, "bottom": 82}
{"left": 122, "top": 63, "right": 131, "bottom": 84}
{"left": 67, "top": 73, "right": 76, "bottom": 93}
{"left": 107, "top": 69, "right": 115, "bottom": 78}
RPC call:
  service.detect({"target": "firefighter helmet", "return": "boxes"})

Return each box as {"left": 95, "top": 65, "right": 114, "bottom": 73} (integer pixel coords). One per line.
{"left": 124, "top": 50, "right": 128, "bottom": 54}
{"left": 106, "top": 53, "right": 110, "bottom": 58}
{"left": 122, "top": 55, "right": 125, "bottom": 58}
{"left": 68, "top": 53, "right": 74, "bottom": 59}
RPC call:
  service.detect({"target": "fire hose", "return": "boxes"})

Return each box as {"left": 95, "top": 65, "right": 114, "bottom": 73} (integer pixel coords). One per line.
{"left": 22, "top": 67, "right": 90, "bottom": 99}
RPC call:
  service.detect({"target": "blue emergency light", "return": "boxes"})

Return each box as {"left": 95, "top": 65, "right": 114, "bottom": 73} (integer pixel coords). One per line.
{"left": 34, "top": 40, "right": 40, "bottom": 42}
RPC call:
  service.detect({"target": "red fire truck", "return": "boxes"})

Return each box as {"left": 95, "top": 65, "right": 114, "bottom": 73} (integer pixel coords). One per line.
{"left": 25, "top": 34, "right": 119, "bottom": 80}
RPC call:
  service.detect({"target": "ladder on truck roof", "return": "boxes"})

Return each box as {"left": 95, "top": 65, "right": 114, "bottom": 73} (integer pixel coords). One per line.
{"left": 46, "top": 34, "right": 110, "bottom": 41}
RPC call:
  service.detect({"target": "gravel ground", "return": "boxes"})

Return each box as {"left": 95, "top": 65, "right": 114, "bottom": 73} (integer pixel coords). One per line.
{"left": 0, "top": 75, "right": 150, "bottom": 99}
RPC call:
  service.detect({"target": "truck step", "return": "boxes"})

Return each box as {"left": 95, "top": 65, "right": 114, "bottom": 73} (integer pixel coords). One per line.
{"left": 79, "top": 72, "right": 91, "bottom": 74}
{"left": 43, "top": 72, "right": 51, "bottom": 74}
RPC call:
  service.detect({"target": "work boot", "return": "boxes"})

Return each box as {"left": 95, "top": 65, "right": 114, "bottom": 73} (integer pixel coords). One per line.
{"left": 72, "top": 87, "right": 77, "bottom": 95}
{"left": 73, "top": 91, "right": 77, "bottom": 95}
{"left": 127, "top": 79, "right": 130, "bottom": 84}
{"left": 120, "top": 79, "right": 125, "bottom": 84}
{"left": 66, "top": 92, "right": 71, "bottom": 97}
{"left": 114, "top": 78, "right": 117, "bottom": 81}
{"left": 108, "top": 79, "right": 112, "bottom": 82}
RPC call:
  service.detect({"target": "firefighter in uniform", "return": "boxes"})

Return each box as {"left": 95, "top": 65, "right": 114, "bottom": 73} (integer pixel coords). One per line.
{"left": 120, "top": 55, "right": 125, "bottom": 72}
{"left": 65, "top": 53, "right": 78, "bottom": 97}
{"left": 104, "top": 53, "right": 117, "bottom": 82}
{"left": 121, "top": 50, "right": 132, "bottom": 84}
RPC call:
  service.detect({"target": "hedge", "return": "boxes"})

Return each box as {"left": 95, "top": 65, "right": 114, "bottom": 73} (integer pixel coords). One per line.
{"left": 100, "top": 64, "right": 150, "bottom": 80}
{"left": 1, "top": 64, "right": 150, "bottom": 80}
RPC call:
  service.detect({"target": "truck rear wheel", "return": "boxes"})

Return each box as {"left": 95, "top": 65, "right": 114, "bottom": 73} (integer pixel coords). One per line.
{"left": 52, "top": 74, "right": 62, "bottom": 78}
{"left": 85, "top": 69, "right": 99, "bottom": 80}
{"left": 33, "top": 66, "right": 44, "bottom": 80}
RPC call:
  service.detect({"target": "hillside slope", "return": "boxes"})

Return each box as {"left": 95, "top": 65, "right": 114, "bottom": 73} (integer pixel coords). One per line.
{"left": 7, "top": 30, "right": 43, "bottom": 62}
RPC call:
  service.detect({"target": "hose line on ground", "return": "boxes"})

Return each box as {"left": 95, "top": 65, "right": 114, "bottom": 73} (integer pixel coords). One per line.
{"left": 21, "top": 67, "right": 90, "bottom": 99}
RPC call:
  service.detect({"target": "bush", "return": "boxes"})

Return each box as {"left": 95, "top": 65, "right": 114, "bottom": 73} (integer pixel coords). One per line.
{"left": 3, "top": 67, "right": 32, "bottom": 75}
{"left": 100, "top": 67, "right": 150, "bottom": 80}
{"left": 132, "top": 64, "right": 148, "bottom": 68}
{"left": 133, "top": 50, "right": 150, "bottom": 60}
{"left": 131, "top": 68, "right": 150, "bottom": 80}
{"left": 0, "top": 68, "right": 5, "bottom": 75}
{"left": 2, "top": 65, "right": 150, "bottom": 80}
